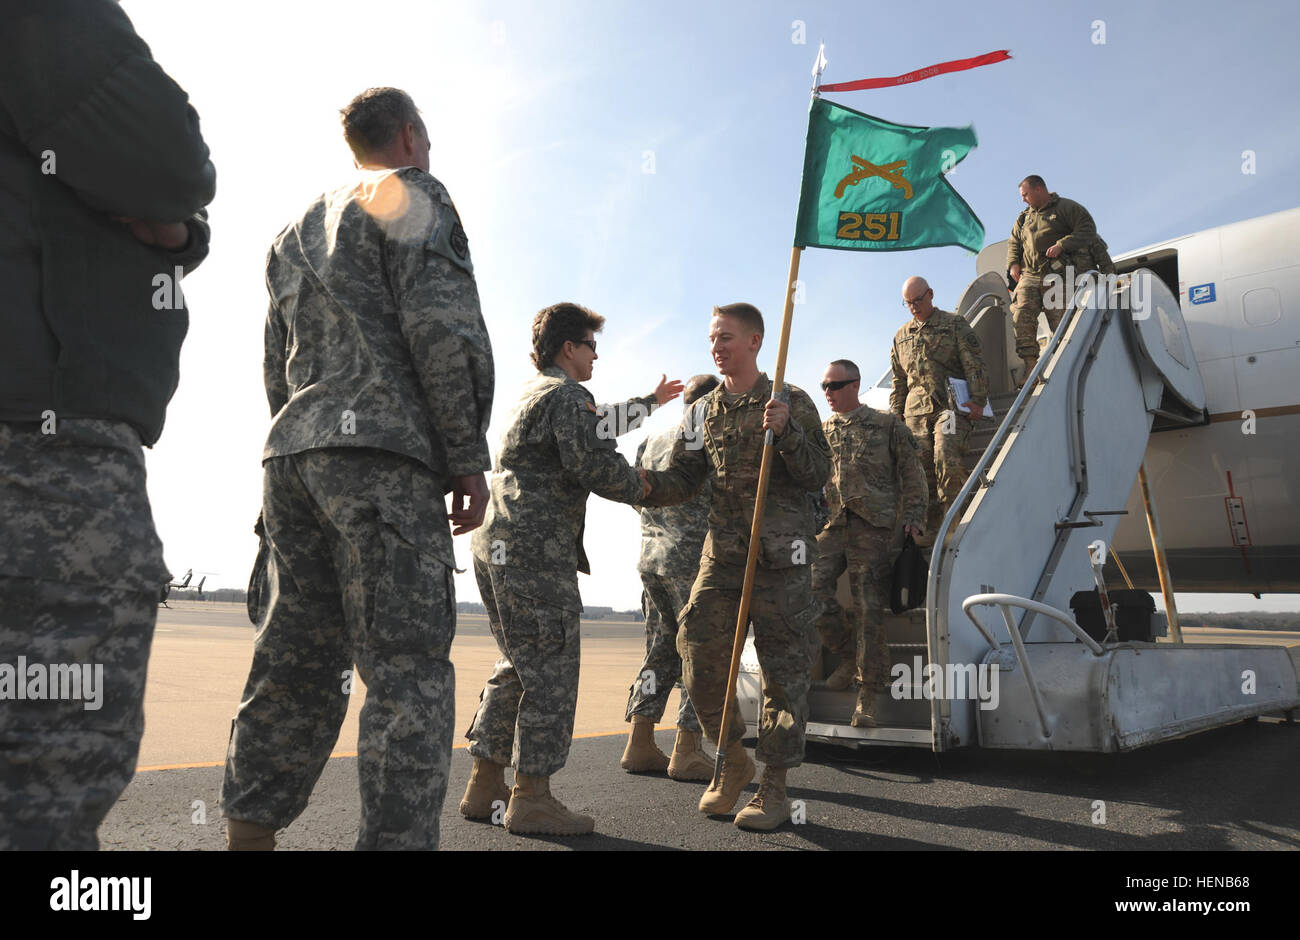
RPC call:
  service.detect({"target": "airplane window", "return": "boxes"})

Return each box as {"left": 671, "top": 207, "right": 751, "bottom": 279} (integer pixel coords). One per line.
{"left": 1241, "top": 287, "right": 1281, "bottom": 328}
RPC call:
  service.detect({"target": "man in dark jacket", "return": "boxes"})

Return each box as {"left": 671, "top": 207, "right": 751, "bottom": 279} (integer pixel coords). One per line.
{"left": 0, "top": 0, "right": 215, "bottom": 849}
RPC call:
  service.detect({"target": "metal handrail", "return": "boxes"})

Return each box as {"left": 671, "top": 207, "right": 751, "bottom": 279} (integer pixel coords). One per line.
{"left": 958, "top": 290, "right": 1006, "bottom": 321}
{"left": 962, "top": 593, "right": 1105, "bottom": 656}
{"left": 924, "top": 269, "right": 1103, "bottom": 614}
{"left": 922, "top": 272, "right": 1103, "bottom": 744}
{"left": 962, "top": 592, "right": 1105, "bottom": 740}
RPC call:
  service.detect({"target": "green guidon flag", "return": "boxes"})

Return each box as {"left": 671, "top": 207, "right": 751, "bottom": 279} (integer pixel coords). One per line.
{"left": 795, "top": 96, "right": 984, "bottom": 253}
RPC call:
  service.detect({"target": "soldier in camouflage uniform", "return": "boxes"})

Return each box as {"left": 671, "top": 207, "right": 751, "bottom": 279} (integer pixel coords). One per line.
{"left": 811, "top": 360, "right": 927, "bottom": 727}
{"left": 642, "top": 303, "right": 830, "bottom": 832}
{"left": 1007, "top": 175, "right": 1112, "bottom": 380}
{"left": 890, "top": 276, "right": 989, "bottom": 538}
{"left": 620, "top": 374, "right": 719, "bottom": 782}
{"left": 221, "top": 88, "right": 493, "bottom": 852}
{"left": 461, "top": 302, "right": 682, "bottom": 837}
{"left": 0, "top": 1, "right": 215, "bottom": 850}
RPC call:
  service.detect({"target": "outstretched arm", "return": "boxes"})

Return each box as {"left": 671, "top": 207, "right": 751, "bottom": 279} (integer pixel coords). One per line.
{"left": 595, "top": 374, "right": 683, "bottom": 437}
{"left": 641, "top": 410, "right": 710, "bottom": 507}
{"left": 553, "top": 393, "right": 642, "bottom": 505}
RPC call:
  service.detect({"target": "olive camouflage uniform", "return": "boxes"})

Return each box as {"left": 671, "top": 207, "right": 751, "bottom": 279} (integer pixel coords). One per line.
{"left": 1006, "top": 193, "right": 1110, "bottom": 361}
{"left": 0, "top": 420, "right": 170, "bottom": 850}
{"left": 624, "top": 426, "right": 708, "bottom": 731}
{"left": 467, "top": 366, "right": 647, "bottom": 775}
{"left": 890, "top": 308, "right": 988, "bottom": 534}
{"left": 811, "top": 406, "right": 927, "bottom": 689}
{"left": 222, "top": 167, "right": 493, "bottom": 851}
{"left": 642, "top": 375, "right": 830, "bottom": 768}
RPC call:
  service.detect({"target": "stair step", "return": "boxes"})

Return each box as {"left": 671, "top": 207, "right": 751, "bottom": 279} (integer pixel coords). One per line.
{"left": 808, "top": 685, "right": 931, "bottom": 727}
{"left": 805, "top": 721, "right": 933, "bottom": 744}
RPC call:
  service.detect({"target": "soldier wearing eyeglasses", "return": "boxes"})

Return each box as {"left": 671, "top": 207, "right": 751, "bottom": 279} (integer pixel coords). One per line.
{"left": 811, "top": 360, "right": 927, "bottom": 726}
{"left": 460, "top": 302, "right": 681, "bottom": 837}
{"left": 890, "top": 276, "right": 988, "bottom": 538}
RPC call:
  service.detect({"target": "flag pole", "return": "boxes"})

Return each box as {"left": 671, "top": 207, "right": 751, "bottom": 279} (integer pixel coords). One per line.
{"left": 708, "top": 42, "right": 821, "bottom": 793}
{"left": 709, "top": 243, "right": 803, "bottom": 790}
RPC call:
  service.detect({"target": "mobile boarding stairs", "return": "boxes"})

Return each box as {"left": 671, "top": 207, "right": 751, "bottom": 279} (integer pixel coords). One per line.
{"left": 736, "top": 266, "right": 1300, "bottom": 752}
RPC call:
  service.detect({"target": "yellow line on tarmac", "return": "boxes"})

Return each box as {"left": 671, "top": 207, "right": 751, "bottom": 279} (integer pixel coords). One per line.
{"left": 136, "top": 759, "right": 227, "bottom": 772}
{"left": 133, "top": 725, "right": 658, "bottom": 774}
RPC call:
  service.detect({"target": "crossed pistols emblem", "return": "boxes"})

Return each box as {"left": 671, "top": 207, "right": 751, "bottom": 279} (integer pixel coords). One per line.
{"left": 834, "top": 156, "right": 914, "bottom": 200}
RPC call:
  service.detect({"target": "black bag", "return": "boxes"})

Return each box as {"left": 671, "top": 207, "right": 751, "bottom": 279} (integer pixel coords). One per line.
{"left": 1069, "top": 589, "right": 1156, "bottom": 642}
{"left": 890, "top": 534, "right": 929, "bottom": 614}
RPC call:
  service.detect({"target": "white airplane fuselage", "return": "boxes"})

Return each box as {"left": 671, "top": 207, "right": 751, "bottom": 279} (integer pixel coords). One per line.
{"left": 865, "top": 206, "right": 1300, "bottom": 595}
{"left": 1107, "top": 206, "right": 1300, "bottom": 593}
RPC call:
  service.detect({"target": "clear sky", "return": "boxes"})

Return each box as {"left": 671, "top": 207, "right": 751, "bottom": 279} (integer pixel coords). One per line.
{"left": 121, "top": 0, "right": 1300, "bottom": 613}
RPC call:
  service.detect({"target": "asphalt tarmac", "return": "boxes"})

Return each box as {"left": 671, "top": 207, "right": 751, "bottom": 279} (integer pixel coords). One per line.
{"left": 102, "top": 718, "right": 1299, "bottom": 850}
{"left": 98, "top": 601, "right": 1300, "bottom": 851}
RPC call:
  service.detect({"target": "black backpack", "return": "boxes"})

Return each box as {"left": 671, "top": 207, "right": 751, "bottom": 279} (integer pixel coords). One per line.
{"left": 890, "top": 533, "right": 929, "bottom": 614}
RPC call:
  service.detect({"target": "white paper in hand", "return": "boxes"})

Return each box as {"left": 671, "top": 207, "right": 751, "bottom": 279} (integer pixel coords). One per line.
{"left": 948, "top": 377, "right": 994, "bottom": 418}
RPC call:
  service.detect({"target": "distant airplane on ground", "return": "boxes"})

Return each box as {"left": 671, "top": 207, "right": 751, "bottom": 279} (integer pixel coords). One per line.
{"left": 159, "top": 569, "right": 208, "bottom": 607}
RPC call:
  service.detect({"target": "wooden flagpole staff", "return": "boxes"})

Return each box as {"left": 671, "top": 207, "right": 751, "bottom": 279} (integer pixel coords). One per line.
{"left": 709, "top": 244, "right": 803, "bottom": 789}
{"left": 704, "top": 40, "right": 996, "bottom": 787}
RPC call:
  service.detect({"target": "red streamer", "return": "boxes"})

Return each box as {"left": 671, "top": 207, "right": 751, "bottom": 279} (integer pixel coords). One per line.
{"left": 818, "top": 50, "right": 1011, "bottom": 92}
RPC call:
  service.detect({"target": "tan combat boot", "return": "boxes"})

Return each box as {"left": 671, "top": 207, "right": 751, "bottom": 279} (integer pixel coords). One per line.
{"left": 620, "top": 715, "right": 670, "bottom": 773}
{"left": 226, "top": 818, "right": 277, "bottom": 851}
{"left": 504, "top": 773, "right": 595, "bottom": 836}
{"left": 697, "top": 741, "right": 755, "bottom": 815}
{"left": 824, "top": 659, "right": 856, "bottom": 691}
{"left": 667, "top": 727, "right": 713, "bottom": 781}
{"left": 1017, "top": 355, "right": 1038, "bottom": 388}
{"left": 850, "top": 685, "right": 877, "bottom": 728}
{"left": 458, "top": 756, "right": 512, "bottom": 819}
{"left": 734, "top": 765, "right": 792, "bottom": 831}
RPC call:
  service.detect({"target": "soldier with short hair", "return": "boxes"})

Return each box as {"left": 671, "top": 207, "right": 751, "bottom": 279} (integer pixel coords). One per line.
{"left": 460, "top": 302, "right": 681, "bottom": 837}
{"left": 811, "top": 360, "right": 927, "bottom": 726}
{"left": 222, "top": 87, "right": 491, "bottom": 851}
{"left": 620, "top": 373, "right": 720, "bottom": 781}
{"left": 1007, "top": 175, "right": 1112, "bottom": 379}
{"left": 642, "top": 302, "right": 830, "bottom": 832}
{"left": 890, "top": 277, "right": 988, "bottom": 538}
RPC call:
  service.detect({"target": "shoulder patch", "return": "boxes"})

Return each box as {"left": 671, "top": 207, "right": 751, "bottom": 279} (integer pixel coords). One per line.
{"left": 426, "top": 193, "right": 474, "bottom": 275}
{"left": 582, "top": 397, "right": 617, "bottom": 450}
{"left": 449, "top": 221, "right": 469, "bottom": 260}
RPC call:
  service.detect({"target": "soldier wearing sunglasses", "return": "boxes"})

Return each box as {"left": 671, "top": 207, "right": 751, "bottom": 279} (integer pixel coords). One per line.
{"left": 811, "top": 361, "right": 927, "bottom": 726}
